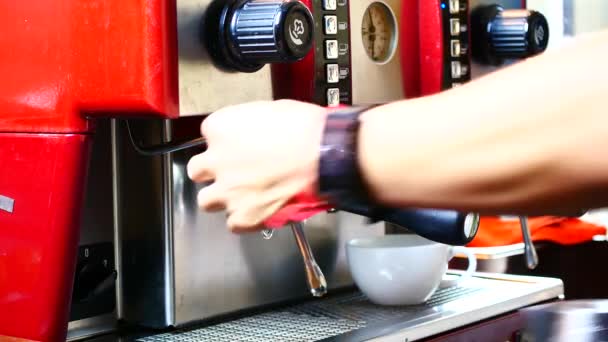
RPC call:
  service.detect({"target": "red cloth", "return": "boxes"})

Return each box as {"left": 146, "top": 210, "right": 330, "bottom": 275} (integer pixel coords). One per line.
{"left": 262, "top": 103, "right": 350, "bottom": 228}
{"left": 263, "top": 192, "right": 330, "bottom": 228}
{"left": 467, "top": 216, "right": 607, "bottom": 247}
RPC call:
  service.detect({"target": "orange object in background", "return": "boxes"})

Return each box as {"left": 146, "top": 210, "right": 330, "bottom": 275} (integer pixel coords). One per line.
{"left": 467, "top": 216, "right": 607, "bottom": 248}
{"left": 0, "top": 337, "right": 40, "bottom": 342}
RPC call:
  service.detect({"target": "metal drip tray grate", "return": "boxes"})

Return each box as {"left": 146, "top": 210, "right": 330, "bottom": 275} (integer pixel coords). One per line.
{"left": 136, "top": 274, "right": 563, "bottom": 342}
{"left": 137, "top": 287, "right": 479, "bottom": 342}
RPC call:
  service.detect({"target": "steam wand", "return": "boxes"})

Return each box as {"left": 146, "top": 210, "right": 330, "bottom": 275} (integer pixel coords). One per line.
{"left": 519, "top": 216, "right": 539, "bottom": 269}
{"left": 290, "top": 222, "right": 328, "bottom": 297}
{"left": 261, "top": 223, "right": 327, "bottom": 297}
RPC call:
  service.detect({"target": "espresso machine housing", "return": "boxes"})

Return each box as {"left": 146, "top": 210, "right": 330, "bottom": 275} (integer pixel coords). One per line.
{"left": 0, "top": 0, "right": 558, "bottom": 341}
{"left": 77, "top": 0, "right": 555, "bottom": 335}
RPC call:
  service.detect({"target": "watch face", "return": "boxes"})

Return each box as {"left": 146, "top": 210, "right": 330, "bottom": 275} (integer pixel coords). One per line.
{"left": 361, "top": 2, "right": 397, "bottom": 63}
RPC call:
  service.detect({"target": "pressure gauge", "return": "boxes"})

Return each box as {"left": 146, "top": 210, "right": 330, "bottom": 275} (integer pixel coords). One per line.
{"left": 361, "top": 2, "right": 397, "bottom": 63}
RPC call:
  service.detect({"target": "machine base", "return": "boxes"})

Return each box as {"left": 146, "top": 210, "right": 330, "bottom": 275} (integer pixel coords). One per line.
{"left": 87, "top": 272, "right": 563, "bottom": 341}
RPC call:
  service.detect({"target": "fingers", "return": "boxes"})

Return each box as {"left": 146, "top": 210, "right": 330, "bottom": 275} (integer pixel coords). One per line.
{"left": 197, "top": 184, "right": 226, "bottom": 212}
{"left": 228, "top": 216, "right": 266, "bottom": 234}
{"left": 227, "top": 196, "right": 287, "bottom": 233}
{"left": 187, "top": 152, "right": 215, "bottom": 183}
{"left": 196, "top": 180, "right": 291, "bottom": 232}
{"left": 201, "top": 100, "right": 272, "bottom": 137}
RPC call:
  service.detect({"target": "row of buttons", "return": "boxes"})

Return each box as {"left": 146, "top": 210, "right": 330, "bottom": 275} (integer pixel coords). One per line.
{"left": 446, "top": 0, "right": 468, "bottom": 80}
{"left": 449, "top": 0, "right": 467, "bottom": 87}
{"left": 323, "top": 0, "right": 342, "bottom": 106}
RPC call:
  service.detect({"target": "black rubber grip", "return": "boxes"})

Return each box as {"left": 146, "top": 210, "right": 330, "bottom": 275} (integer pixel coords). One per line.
{"left": 337, "top": 202, "right": 479, "bottom": 246}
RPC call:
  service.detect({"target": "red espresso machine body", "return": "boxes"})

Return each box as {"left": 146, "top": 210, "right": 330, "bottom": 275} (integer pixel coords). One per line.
{"left": 0, "top": 1, "right": 178, "bottom": 341}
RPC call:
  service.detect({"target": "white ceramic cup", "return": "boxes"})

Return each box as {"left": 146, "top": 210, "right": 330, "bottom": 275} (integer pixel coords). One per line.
{"left": 346, "top": 235, "right": 477, "bottom": 306}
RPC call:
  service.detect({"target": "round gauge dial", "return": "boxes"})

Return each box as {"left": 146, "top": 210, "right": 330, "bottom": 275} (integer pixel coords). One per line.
{"left": 361, "top": 2, "right": 397, "bottom": 63}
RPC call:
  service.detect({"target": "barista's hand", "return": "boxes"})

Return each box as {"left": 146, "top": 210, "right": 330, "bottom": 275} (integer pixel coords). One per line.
{"left": 186, "top": 100, "right": 328, "bottom": 233}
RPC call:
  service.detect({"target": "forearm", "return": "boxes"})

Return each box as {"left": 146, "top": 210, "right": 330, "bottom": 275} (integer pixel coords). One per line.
{"left": 358, "top": 30, "right": 608, "bottom": 215}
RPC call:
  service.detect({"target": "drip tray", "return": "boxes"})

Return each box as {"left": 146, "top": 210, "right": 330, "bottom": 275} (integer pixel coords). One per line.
{"left": 136, "top": 272, "right": 563, "bottom": 342}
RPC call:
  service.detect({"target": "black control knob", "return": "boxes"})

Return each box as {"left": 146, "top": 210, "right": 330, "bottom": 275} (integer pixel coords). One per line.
{"left": 471, "top": 5, "right": 549, "bottom": 65}
{"left": 204, "top": 0, "right": 314, "bottom": 72}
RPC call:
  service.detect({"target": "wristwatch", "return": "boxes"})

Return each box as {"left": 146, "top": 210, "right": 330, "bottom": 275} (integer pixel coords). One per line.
{"left": 317, "top": 105, "right": 482, "bottom": 245}
{"left": 318, "top": 105, "right": 377, "bottom": 205}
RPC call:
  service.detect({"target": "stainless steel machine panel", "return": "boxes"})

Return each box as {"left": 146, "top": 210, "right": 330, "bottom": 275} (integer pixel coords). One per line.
{"left": 117, "top": 118, "right": 384, "bottom": 328}
{"left": 350, "top": 0, "right": 405, "bottom": 104}
{"left": 177, "top": 0, "right": 274, "bottom": 116}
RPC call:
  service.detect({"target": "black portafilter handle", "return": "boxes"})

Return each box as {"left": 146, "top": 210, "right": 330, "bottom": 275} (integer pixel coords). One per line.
{"left": 336, "top": 201, "right": 480, "bottom": 246}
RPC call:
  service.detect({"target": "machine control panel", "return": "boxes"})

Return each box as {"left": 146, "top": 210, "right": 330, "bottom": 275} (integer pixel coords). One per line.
{"left": 179, "top": 0, "right": 551, "bottom": 115}
{"left": 312, "top": 0, "right": 352, "bottom": 107}
{"left": 442, "top": 0, "right": 471, "bottom": 89}
{"left": 203, "top": 0, "right": 352, "bottom": 107}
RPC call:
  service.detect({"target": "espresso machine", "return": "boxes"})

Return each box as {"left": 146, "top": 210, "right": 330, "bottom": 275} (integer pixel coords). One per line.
{"left": 0, "top": 0, "right": 565, "bottom": 341}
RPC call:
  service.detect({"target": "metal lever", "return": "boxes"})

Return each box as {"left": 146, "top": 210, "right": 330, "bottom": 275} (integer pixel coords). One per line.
{"left": 290, "top": 222, "right": 328, "bottom": 297}
{"left": 125, "top": 120, "right": 207, "bottom": 156}
{"left": 519, "top": 216, "right": 539, "bottom": 269}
